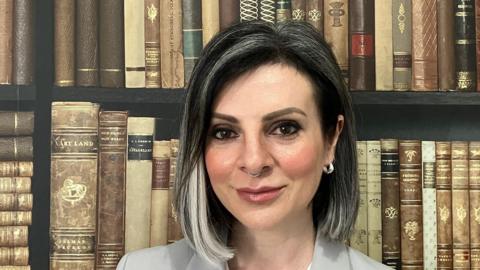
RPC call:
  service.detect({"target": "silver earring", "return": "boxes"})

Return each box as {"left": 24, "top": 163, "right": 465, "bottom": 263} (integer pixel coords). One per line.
{"left": 323, "top": 163, "right": 334, "bottom": 174}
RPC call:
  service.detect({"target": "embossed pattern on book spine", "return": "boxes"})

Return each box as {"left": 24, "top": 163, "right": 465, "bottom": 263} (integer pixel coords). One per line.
{"left": 367, "top": 141, "right": 382, "bottom": 261}
{"left": 146, "top": 0, "right": 161, "bottom": 88}
{"left": 422, "top": 141, "right": 437, "bottom": 270}
{"left": 276, "top": 0, "right": 292, "bottom": 22}
{"left": 160, "top": 0, "right": 184, "bottom": 88}
{"left": 455, "top": 0, "right": 477, "bottom": 91}
{"left": 292, "top": 0, "right": 306, "bottom": 21}
{"left": 392, "top": 0, "right": 412, "bottom": 91}
{"left": 240, "top": 0, "right": 259, "bottom": 21}
{"left": 150, "top": 140, "right": 170, "bottom": 246}
{"left": 351, "top": 141, "right": 368, "bottom": 254}
{"left": 325, "top": 0, "right": 348, "bottom": 80}
{"left": 306, "top": 0, "right": 323, "bottom": 32}
{"left": 469, "top": 141, "right": 480, "bottom": 269}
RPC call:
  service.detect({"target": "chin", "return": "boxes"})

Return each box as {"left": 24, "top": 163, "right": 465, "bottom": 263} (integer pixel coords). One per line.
{"left": 233, "top": 209, "right": 285, "bottom": 231}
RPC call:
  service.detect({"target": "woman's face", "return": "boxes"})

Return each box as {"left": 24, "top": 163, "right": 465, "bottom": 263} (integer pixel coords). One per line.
{"left": 204, "top": 63, "right": 341, "bottom": 231}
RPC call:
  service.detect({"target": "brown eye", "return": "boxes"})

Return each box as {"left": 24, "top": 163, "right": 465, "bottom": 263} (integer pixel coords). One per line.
{"left": 211, "top": 128, "right": 237, "bottom": 140}
{"left": 272, "top": 121, "right": 301, "bottom": 137}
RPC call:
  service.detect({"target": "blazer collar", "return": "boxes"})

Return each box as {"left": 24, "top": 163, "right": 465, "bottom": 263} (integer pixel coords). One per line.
{"left": 185, "top": 252, "right": 225, "bottom": 270}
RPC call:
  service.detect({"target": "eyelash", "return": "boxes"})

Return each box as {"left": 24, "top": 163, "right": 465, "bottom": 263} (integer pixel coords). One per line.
{"left": 209, "top": 120, "right": 301, "bottom": 141}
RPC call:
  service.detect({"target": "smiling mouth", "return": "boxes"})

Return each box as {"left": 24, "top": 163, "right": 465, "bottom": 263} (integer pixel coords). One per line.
{"left": 236, "top": 186, "right": 285, "bottom": 203}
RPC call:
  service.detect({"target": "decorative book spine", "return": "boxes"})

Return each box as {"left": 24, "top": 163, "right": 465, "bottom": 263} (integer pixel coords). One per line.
{"left": 422, "top": 141, "right": 437, "bottom": 270}
{"left": 13, "top": 0, "right": 34, "bottom": 85}
{"left": 469, "top": 141, "right": 480, "bottom": 269}
{"left": 0, "top": 226, "right": 28, "bottom": 246}
{"left": 99, "top": 0, "right": 125, "bottom": 87}
{"left": 145, "top": 0, "right": 161, "bottom": 88}
{"left": 438, "top": 0, "right": 456, "bottom": 90}
{"left": 202, "top": 0, "right": 220, "bottom": 46}
{"left": 306, "top": 0, "right": 323, "bottom": 32}
{"left": 0, "top": 0, "right": 13, "bottom": 85}
{"left": 349, "top": 0, "right": 375, "bottom": 90}
{"left": 0, "top": 178, "right": 31, "bottom": 193}
{"left": 276, "top": 0, "right": 292, "bottom": 22}
{"left": 220, "top": 0, "right": 240, "bottom": 29}
{"left": 366, "top": 141, "right": 381, "bottom": 261}
{"left": 0, "top": 137, "right": 32, "bottom": 161}
{"left": 124, "top": 0, "right": 146, "bottom": 88}
{"left": 125, "top": 117, "right": 154, "bottom": 252}
{"left": 399, "top": 140, "right": 423, "bottom": 269}
{"left": 451, "top": 141, "right": 470, "bottom": 268}
{"left": 351, "top": 141, "right": 368, "bottom": 254}
{"left": 0, "top": 212, "right": 31, "bottom": 226}
{"left": 324, "top": 0, "right": 349, "bottom": 80}
{"left": 392, "top": 0, "right": 412, "bottom": 91}
{"left": 240, "top": 0, "right": 259, "bottom": 21}
{"left": 0, "top": 194, "right": 32, "bottom": 211}
{"left": 260, "top": 0, "right": 276, "bottom": 23}
{"left": 160, "top": 0, "right": 184, "bottom": 88}
{"left": 292, "top": 0, "right": 306, "bottom": 21}
{"left": 96, "top": 111, "right": 128, "bottom": 269}
{"left": 167, "top": 139, "right": 182, "bottom": 243}
{"left": 380, "top": 139, "right": 400, "bottom": 269}
{"left": 50, "top": 102, "right": 99, "bottom": 270}
{"left": 0, "top": 267, "right": 30, "bottom": 270}
{"left": 54, "top": 0, "right": 75, "bottom": 87}
{"left": 374, "top": 0, "right": 393, "bottom": 90}
{"left": 436, "top": 141, "right": 453, "bottom": 269}
{"left": 455, "top": 0, "right": 477, "bottom": 91}
{"left": 0, "top": 112, "right": 34, "bottom": 136}
{"left": 0, "top": 247, "right": 29, "bottom": 265}
{"left": 76, "top": 0, "right": 98, "bottom": 86}
{"left": 183, "top": 0, "right": 202, "bottom": 84}
{"left": 0, "top": 163, "right": 32, "bottom": 177}
{"left": 150, "top": 140, "right": 170, "bottom": 246}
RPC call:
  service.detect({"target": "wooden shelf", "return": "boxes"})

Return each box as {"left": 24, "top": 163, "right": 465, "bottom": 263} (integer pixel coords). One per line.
{"left": 350, "top": 91, "right": 480, "bottom": 105}
{"left": 0, "top": 85, "right": 36, "bottom": 101}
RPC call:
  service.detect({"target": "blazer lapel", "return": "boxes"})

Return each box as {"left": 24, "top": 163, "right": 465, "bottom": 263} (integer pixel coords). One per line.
{"left": 311, "top": 234, "right": 352, "bottom": 269}
{"left": 185, "top": 253, "right": 226, "bottom": 270}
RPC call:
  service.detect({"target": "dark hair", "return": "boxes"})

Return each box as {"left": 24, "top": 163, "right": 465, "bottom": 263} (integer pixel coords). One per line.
{"left": 175, "top": 20, "right": 358, "bottom": 263}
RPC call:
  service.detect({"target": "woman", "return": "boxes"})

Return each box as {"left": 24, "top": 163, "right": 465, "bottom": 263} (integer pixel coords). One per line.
{"left": 117, "top": 21, "right": 389, "bottom": 270}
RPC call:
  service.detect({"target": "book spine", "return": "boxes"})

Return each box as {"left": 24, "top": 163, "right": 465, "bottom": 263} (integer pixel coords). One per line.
{"left": 349, "top": 0, "right": 375, "bottom": 90}
{"left": 436, "top": 141, "right": 453, "bottom": 269}
{"left": 451, "top": 141, "right": 470, "bottom": 268}
{"left": 438, "top": 0, "right": 456, "bottom": 90}
{"left": 183, "top": 0, "right": 203, "bottom": 84}
{"left": 276, "top": 0, "right": 292, "bottom": 22}
{"left": 99, "top": 0, "right": 125, "bottom": 87}
{"left": 76, "top": 0, "right": 98, "bottom": 87}
{"left": 0, "top": 162, "right": 33, "bottom": 177}
{"left": 422, "top": 141, "right": 437, "bottom": 270}
{"left": 324, "top": 0, "right": 349, "bottom": 80}
{"left": 240, "top": 0, "right": 259, "bottom": 21}
{"left": 0, "top": 267, "right": 30, "bottom": 270}
{"left": 54, "top": 0, "right": 75, "bottom": 86}
{"left": 125, "top": 117, "right": 155, "bottom": 252}
{"left": 96, "top": 111, "right": 128, "bottom": 269}
{"left": 202, "top": 0, "right": 220, "bottom": 46}
{"left": 13, "top": 0, "right": 34, "bottom": 85}
{"left": 160, "top": 0, "right": 185, "bottom": 88}
{"left": 0, "top": 178, "right": 31, "bottom": 193}
{"left": 469, "top": 141, "right": 480, "bottom": 269}
{"left": 366, "top": 141, "right": 382, "bottom": 261}
{"left": 219, "top": 0, "right": 240, "bottom": 29}
{"left": 0, "top": 247, "right": 29, "bottom": 265}
{"left": 0, "top": 137, "right": 33, "bottom": 161}
{"left": 380, "top": 139, "right": 401, "bottom": 269}
{"left": 0, "top": 212, "right": 31, "bottom": 226}
{"left": 392, "top": 0, "right": 412, "bottom": 91}
{"left": 50, "top": 102, "right": 99, "bottom": 270}
{"left": 260, "top": 0, "right": 276, "bottom": 23}
{"left": 374, "top": 0, "right": 393, "bottom": 90}
{"left": 0, "top": 112, "right": 34, "bottom": 137}
{"left": 0, "top": 0, "right": 13, "bottom": 85}
{"left": 350, "top": 141, "right": 368, "bottom": 254}
{"left": 306, "top": 0, "right": 323, "bottom": 32}
{"left": 399, "top": 140, "right": 423, "bottom": 269}
{"left": 0, "top": 226, "right": 28, "bottom": 247}
{"left": 292, "top": 0, "right": 306, "bottom": 21}
{"left": 455, "top": 0, "right": 477, "bottom": 91}
{"left": 145, "top": 0, "right": 161, "bottom": 88}
{"left": 150, "top": 140, "right": 170, "bottom": 246}
{"left": 0, "top": 194, "right": 32, "bottom": 211}
{"left": 125, "top": 0, "right": 146, "bottom": 88}
{"left": 167, "top": 139, "right": 183, "bottom": 243}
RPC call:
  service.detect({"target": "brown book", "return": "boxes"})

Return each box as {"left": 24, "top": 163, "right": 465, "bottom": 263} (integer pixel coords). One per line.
{"left": 50, "top": 102, "right": 99, "bottom": 270}
{"left": 259, "top": 0, "right": 276, "bottom": 23}
{"left": 220, "top": 0, "right": 240, "bottom": 29}
{"left": 436, "top": 141, "right": 453, "bottom": 269}
{"left": 292, "top": 0, "right": 306, "bottom": 21}
{"left": 240, "top": 0, "right": 259, "bottom": 21}
{"left": 0, "top": 194, "right": 32, "bottom": 211}
{"left": 13, "top": 0, "right": 34, "bottom": 85}
{"left": 411, "top": 0, "right": 438, "bottom": 91}
{"left": 469, "top": 141, "right": 480, "bottom": 269}
{"left": 0, "top": 226, "right": 28, "bottom": 247}
{"left": 125, "top": 0, "right": 146, "bottom": 88}
{"left": 0, "top": 112, "right": 34, "bottom": 136}
{"left": 145, "top": 0, "right": 161, "bottom": 88}
{"left": 399, "top": 140, "right": 423, "bottom": 269}
{"left": 392, "top": 0, "right": 412, "bottom": 91}
{"left": 0, "top": 162, "right": 32, "bottom": 177}
{"left": 438, "top": 0, "right": 456, "bottom": 91}
{"left": 306, "top": 0, "right": 323, "bottom": 32}
{"left": 349, "top": 0, "right": 375, "bottom": 90}
{"left": 0, "top": 0, "right": 13, "bottom": 85}
{"left": 150, "top": 140, "right": 170, "bottom": 246}
{"left": 0, "top": 178, "right": 30, "bottom": 193}
{"left": 276, "top": 0, "right": 292, "bottom": 22}
{"left": 167, "top": 139, "right": 182, "bottom": 243}
{"left": 96, "top": 111, "right": 128, "bottom": 270}
{"left": 0, "top": 267, "right": 30, "bottom": 270}
{"left": 54, "top": 0, "right": 75, "bottom": 87}
{"left": 324, "top": 0, "right": 349, "bottom": 80}
{"left": 0, "top": 212, "right": 31, "bottom": 226}
{"left": 455, "top": 0, "right": 477, "bottom": 91}
{"left": 183, "top": 0, "right": 203, "bottom": 84}
{"left": 350, "top": 141, "right": 368, "bottom": 254}
{"left": 160, "top": 0, "right": 184, "bottom": 88}
{"left": 202, "top": 0, "right": 220, "bottom": 45}
{"left": 76, "top": 0, "right": 98, "bottom": 86}
{"left": 451, "top": 141, "right": 470, "bottom": 268}
{"left": 0, "top": 247, "right": 29, "bottom": 265}
{"left": 374, "top": 0, "right": 393, "bottom": 90}
{"left": 99, "top": 0, "right": 124, "bottom": 87}
{"left": 0, "top": 137, "right": 33, "bottom": 161}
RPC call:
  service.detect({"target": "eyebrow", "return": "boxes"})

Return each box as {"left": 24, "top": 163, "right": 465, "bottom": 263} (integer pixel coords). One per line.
{"left": 211, "top": 107, "right": 307, "bottom": 123}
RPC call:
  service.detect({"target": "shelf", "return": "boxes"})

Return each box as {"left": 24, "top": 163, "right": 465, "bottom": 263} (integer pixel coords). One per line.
{"left": 350, "top": 91, "right": 480, "bottom": 105}
{"left": 0, "top": 85, "right": 36, "bottom": 101}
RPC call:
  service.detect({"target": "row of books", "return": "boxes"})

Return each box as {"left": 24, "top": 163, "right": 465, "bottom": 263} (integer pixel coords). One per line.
{"left": 0, "top": 111, "right": 34, "bottom": 270}
{"left": 350, "top": 140, "right": 480, "bottom": 269}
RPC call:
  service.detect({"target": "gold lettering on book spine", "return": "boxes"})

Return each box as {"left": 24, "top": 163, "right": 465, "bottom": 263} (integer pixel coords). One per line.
{"left": 397, "top": 3, "right": 406, "bottom": 34}
{"left": 385, "top": 206, "right": 399, "bottom": 219}
{"left": 308, "top": 9, "right": 321, "bottom": 21}
{"left": 439, "top": 205, "right": 450, "bottom": 223}
{"left": 147, "top": 4, "right": 158, "bottom": 23}
{"left": 457, "top": 71, "right": 474, "bottom": 89}
{"left": 404, "top": 221, "right": 419, "bottom": 240}
{"left": 328, "top": 2, "right": 345, "bottom": 27}
{"left": 405, "top": 150, "right": 417, "bottom": 162}
{"left": 292, "top": 9, "right": 305, "bottom": 20}
{"left": 474, "top": 207, "right": 480, "bottom": 224}
{"left": 456, "top": 206, "right": 467, "bottom": 224}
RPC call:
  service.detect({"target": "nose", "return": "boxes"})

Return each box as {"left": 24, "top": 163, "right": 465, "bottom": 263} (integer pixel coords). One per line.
{"left": 239, "top": 133, "right": 273, "bottom": 176}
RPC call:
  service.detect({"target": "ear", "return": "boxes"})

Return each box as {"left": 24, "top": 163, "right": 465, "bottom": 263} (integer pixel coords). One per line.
{"left": 324, "top": 115, "right": 344, "bottom": 164}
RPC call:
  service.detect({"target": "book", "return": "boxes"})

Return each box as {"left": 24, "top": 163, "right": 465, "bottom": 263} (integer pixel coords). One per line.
{"left": 145, "top": 0, "right": 162, "bottom": 88}
{"left": 292, "top": 0, "right": 306, "bottom": 21}
{"left": 150, "top": 140, "right": 170, "bottom": 246}
{"left": 0, "top": 112, "right": 34, "bottom": 136}
{"left": 0, "top": 194, "right": 32, "bottom": 211}
{"left": 306, "top": 0, "right": 323, "bottom": 32}
{"left": 202, "top": 0, "right": 220, "bottom": 46}
{"left": 54, "top": 0, "right": 75, "bottom": 87}
{"left": 125, "top": 0, "right": 146, "bottom": 88}
{"left": 0, "top": 178, "right": 30, "bottom": 193}
{"left": 167, "top": 139, "right": 182, "bottom": 243}
{"left": 392, "top": 0, "right": 412, "bottom": 91}
{"left": 0, "top": 212, "right": 31, "bottom": 226}
{"left": 366, "top": 141, "right": 381, "bottom": 261}
{"left": 437, "top": 0, "right": 456, "bottom": 90}
{"left": 276, "top": 0, "right": 292, "bottom": 22}
{"left": 0, "top": 226, "right": 28, "bottom": 247}
{"left": 76, "top": 0, "right": 98, "bottom": 86}
{"left": 351, "top": 141, "right": 368, "bottom": 254}
{"left": 0, "top": 137, "right": 33, "bottom": 161}
{"left": 324, "top": 0, "right": 349, "bottom": 80}
{"left": 240, "top": 0, "right": 259, "bottom": 21}
{"left": 0, "top": 162, "right": 32, "bottom": 177}
{"left": 259, "top": 0, "right": 276, "bottom": 23}
{"left": 374, "top": 0, "right": 393, "bottom": 90}
{"left": 160, "top": 0, "right": 184, "bottom": 88}
{"left": 220, "top": 0, "right": 240, "bottom": 29}
{"left": 422, "top": 141, "right": 437, "bottom": 269}
{"left": 0, "top": 267, "right": 30, "bottom": 270}
{"left": 455, "top": 0, "right": 477, "bottom": 91}
{"left": 0, "top": 247, "right": 29, "bottom": 265}
{"left": 469, "top": 141, "right": 480, "bottom": 269}
{"left": 0, "top": 0, "right": 13, "bottom": 85}
{"left": 13, "top": 0, "right": 34, "bottom": 85}
{"left": 183, "top": 0, "right": 203, "bottom": 84}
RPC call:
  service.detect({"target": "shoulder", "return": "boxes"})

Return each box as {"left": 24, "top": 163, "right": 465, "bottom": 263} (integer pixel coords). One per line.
{"left": 116, "top": 239, "right": 195, "bottom": 270}
{"left": 346, "top": 247, "right": 391, "bottom": 270}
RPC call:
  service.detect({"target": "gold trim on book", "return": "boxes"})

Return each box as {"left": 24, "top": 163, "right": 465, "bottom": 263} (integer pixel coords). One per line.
{"left": 456, "top": 39, "right": 475, "bottom": 45}
{"left": 77, "top": 68, "right": 98, "bottom": 72}
{"left": 183, "top": 29, "right": 202, "bottom": 32}
{"left": 13, "top": 138, "right": 17, "bottom": 160}
{"left": 455, "top": 11, "right": 474, "bottom": 16}
{"left": 56, "top": 80, "right": 74, "bottom": 84}
{"left": 14, "top": 113, "right": 18, "bottom": 136}
{"left": 100, "top": 69, "right": 123, "bottom": 72}
{"left": 126, "top": 67, "right": 146, "bottom": 72}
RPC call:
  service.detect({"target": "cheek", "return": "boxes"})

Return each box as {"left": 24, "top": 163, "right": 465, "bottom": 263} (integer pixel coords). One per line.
{"left": 276, "top": 143, "right": 323, "bottom": 178}
{"left": 204, "top": 147, "right": 236, "bottom": 184}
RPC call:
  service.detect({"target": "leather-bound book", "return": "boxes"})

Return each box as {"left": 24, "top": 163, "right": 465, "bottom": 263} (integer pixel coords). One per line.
{"left": 437, "top": 0, "right": 455, "bottom": 91}
{"left": 349, "top": 0, "right": 375, "bottom": 91}
{"left": 374, "top": 0, "right": 393, "bottom": 90}
{"left": 125, "top": 117, "right": 155, "bottom": 252}
{"left": 0, "top": 226, "right": 28, "bottom": 247}
{"left": 0, "top": 212, "right": 31, "bottom": 226}
{"left": 422, "top": 141, "right": 437, "bottom": 270}
{"left": 0, "top": 194, "right": 32, "bottom": 211}
{"left": 145, "top": 0, "right": 161, "bottom": 88}
{"left": 292, "top": 0, "right": 306, "bottom": 21}
{"left": 0, "top": 137, "right": 33, "bottom": 161}
{"left": 367, "top": 141, "right": 382, "bottom": 261}
{"left": 202, "top": 0, "right": 220, "bottom": 46}
{"left": 392, "top": 0, "right": 412, "bottom": 91}
{"left": 13, "top": 0, "right": 34, "bottom": 85}
{"left": 220, "top": 0, "right": 240, "bottom": 29}
{"left": 451, "top": 141, "right": 470, "bottom": 268}
{"left": 0, "top": 267, "right": 30, "bottom": 270}
{"left": 167, "top": 139, "right": 182, "bottom": 243}
{"left": 54, "top": 0, "right": 75, "bottom": 87}
{"left": 183, "top": 0, "right": 202, "bottom": 84}
{"left": 160, "top": 0, "right": 184, "bottom": 88}
{"left": 436, "top": 141, "right": 453, "bottom": 269}
{"left": 0, "top": 247, "right": 29, "bottom": 265}
{"left": 0, "top": 0, "right": 13, "bottom": 85}
{"left": 324, "top": 0, "right": 349, "bottom": 80}
{"left": 307, "top": 0, "right": 323, "bottom": 32}
{"left": 0, "top": 177, "right": 30, "bottom": 193}
{"left": 399, "top": 140, "right": 423, "bottom": 269}
{"left": 0, "top": 162, "right": 32, "bottom": 177}
{"left": 455, "top": 0, "right": 477, "bottom": 91}
{"left": 276, "top": 0, "right": 292, "bottom": 22}
{"left": 350, "top": 141, "right": 368, "bottom": 254}
{"left": 76, "top": 0, "right": 98, "bottom": 86}
{"left": 150, "top": 140, "right": 170, "bottom": 246}
{"left": 99, "top": 0, "right": 124, "bottom": 87}
{"left": 125, "top": 0, "right": 146, "bottom": 88}
{"left": 96, "top": 111, "right": 127, "bottom": 269}
{"left": 0, "top": 112, "right": 34, "bottom": 136}
{"left": 240, "top": 0, "right": 259, "bottom": 21}
{"left": 469, "top": 141, "right": 480, "bottom": 269}
{"left": 260, "top": 0, "right": 276, "bottom": 23}
{"left": 50, "top": 102, "right": 99, "bottom": 270}
{"left": 380, "top": 139, "right": 401, "bottom": 269}
{"left": 411, "top": 0, "right": 438, "bottom": 91}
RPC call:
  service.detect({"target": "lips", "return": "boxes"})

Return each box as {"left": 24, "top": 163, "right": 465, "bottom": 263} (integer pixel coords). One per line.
{"left": 236, "top": 186, "right": 285, "bottom": 203}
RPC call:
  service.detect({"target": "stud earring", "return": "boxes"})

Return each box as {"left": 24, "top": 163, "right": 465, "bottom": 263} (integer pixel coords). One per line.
{"left": 323, "top": 163, "right": 334, "bottom": 174}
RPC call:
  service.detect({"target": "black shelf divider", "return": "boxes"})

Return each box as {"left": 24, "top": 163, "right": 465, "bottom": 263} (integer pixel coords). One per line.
{"left": 0, "top": 85, "right": 36, "bottom": 101}
{"left": 350, "top": 91, "right": 480, "bottom": 105}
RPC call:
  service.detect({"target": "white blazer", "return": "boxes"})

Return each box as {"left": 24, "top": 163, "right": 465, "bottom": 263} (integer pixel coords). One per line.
{"left": 116, "top": 235, "right": 391, "bottom": 270}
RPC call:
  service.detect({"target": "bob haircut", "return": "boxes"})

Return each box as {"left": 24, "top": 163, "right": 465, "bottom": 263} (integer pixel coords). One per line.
{"left": 174, "top": 20, "right": 358, "bottom": 264}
